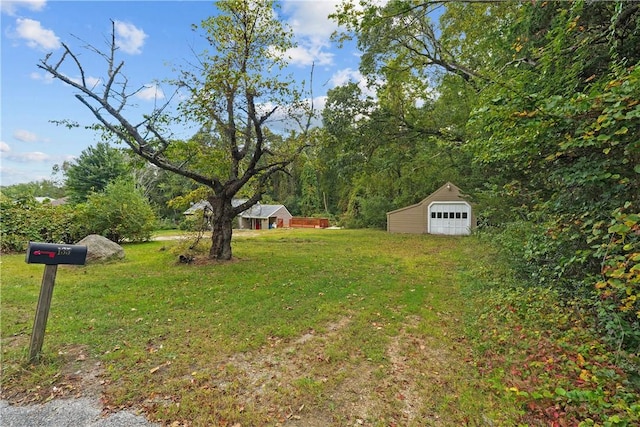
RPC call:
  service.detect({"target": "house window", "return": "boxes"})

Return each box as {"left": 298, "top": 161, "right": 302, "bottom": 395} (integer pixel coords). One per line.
{"left": 462, "top": 212, "right": 468, "bottom": 219}
{"left": 431, "top": 212, "right": 436, "bottom": 218}
{"left": 443, "top": 212, "right": 448, "bottom": 218}
{"left": 449, "top": 212, "right": 454, "bottom": 218}
{"left": 437, "top": 212, "right": 442, "bottom": 218}
{"left": 456, "top": 212, "right": 461, "bottom": 219}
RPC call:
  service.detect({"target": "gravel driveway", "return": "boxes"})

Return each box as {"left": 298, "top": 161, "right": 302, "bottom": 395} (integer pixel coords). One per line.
{"left": 0, "top": 398, "right": 158, "bottom": 427}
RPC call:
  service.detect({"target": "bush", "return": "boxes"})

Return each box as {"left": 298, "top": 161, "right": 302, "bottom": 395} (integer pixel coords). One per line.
{"left": 343, "top": 194, "right": 393, "bottom": 229}
{"left": 0, "top": 194, "right": 81, "bottom": 252}
{"left": 592, "top": 204, "right": 640, "bottom": 353}
{"left": 82, "top": 178, "right": 156, "bottom": 243}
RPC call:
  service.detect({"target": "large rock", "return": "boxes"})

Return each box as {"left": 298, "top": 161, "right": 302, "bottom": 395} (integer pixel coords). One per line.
{"left": 76, "top": 234, "right": 125, "bottom": 263}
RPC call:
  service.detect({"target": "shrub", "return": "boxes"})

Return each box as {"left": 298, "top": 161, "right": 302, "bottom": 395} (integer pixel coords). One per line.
{"left": 592, "top": 203, "right": 640, "bottom": 353}
{"left": 82, "top": 178, "right": 156, "bottom": 243}
{"left": 0, "top": 194, "right": 81, "bottom": 252}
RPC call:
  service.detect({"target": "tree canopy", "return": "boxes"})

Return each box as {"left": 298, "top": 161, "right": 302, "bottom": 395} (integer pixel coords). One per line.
{"left": 64, "top": 142, "right": 130, "bottom": 204}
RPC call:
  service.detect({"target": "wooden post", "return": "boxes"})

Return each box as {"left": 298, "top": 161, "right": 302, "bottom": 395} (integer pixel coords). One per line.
{"left": 29, "top": 264, "right": 59, "bottom": 362}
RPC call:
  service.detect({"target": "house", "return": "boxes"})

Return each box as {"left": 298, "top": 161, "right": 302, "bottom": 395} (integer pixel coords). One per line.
{"left": 238, "top": 203, "right": 292, "bottom": 230}
{"left": 183, "top": 199, "right": 248, "bottom": 217}
{"left": 386, "top": 182, "right": 475, "bottom": 235}
{"left": 184, "top": 199, "right": 292, "bottom": 230}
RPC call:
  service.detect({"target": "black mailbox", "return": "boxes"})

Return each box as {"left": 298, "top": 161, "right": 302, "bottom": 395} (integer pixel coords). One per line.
{"left": 26, "top": 242, "right": 87, "bottom": 265}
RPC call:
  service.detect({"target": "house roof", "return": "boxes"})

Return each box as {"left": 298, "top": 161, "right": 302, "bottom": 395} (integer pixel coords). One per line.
{"left": 239, "top": 204, "right": 289, "bottom": 219}
{"left": 183, "top": 199, "right": 247, "bottom": 215}
{"left": 183, "top": 199, "right": 290, "bottom": 219}
{"left": 386, "top": 182, "right": 468, "bottom": 215}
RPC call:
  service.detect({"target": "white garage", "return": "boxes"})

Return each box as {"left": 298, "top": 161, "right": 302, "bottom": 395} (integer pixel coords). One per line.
{"left": 386, "top": 182, "right": 475, "bottom": 235}
{"left": 428, "top": 201, "right": 472, "bottom": 235}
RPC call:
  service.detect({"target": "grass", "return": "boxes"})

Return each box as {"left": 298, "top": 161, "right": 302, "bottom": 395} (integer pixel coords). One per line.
{"left": 1, "top": 229, "right": 521, "bottom": 425}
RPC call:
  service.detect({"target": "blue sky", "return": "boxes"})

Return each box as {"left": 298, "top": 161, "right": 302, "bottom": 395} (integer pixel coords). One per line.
{"left": 1, "top": 0, "right": 365, "bottom": 186}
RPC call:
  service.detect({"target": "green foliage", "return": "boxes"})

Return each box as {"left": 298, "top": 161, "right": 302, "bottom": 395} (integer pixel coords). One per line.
{"left": 297, "top": 159, "right": 322, "bottom": 216}
{"left": 0, "top": 193, "right": 82, "bottom": 252}
{"left": 318, "top": 79, "right": 473, "bottom": 227}
{"left": 593, "top": 204, "right": 640, "bottom": 352}
{"left": 468, "top": 280, "right": 640, "bottom": 426}
{"left": 0, "top": 179, "right": 157, "bottom": 251}
{"left": 0, "top": 179, "right": 65, "bottom": 200}
{"left": 342, "top": 182, "right": 393, "bottom": 229}
{"left": 64, "top": 142, "right": 130, "bottom": 204}
{"left": 463, "top": 1, "right": 640, "bottom": 351}
{"left": 133, "top": 164, "right": 199, "bottom": 222}
{"left": 81, "top": 178, "right": 156, "bottom": 243}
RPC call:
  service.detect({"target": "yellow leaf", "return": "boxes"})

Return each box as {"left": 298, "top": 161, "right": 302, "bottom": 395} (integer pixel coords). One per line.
{"left": 580, "top": 369, "right": 590, "bottom": 381}
{"left": 576, "top": 353, "right": 585, "bottom": 367}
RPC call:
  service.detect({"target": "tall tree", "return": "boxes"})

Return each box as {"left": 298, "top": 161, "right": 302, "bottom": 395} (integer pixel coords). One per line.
{"left": 39, "top": 0, "right": 311, "bottom": 260}
{"left": 64, "top": 142, "right": 130, "bottom": 203}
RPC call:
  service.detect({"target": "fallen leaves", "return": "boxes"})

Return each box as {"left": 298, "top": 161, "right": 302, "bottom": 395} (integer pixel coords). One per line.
{"left": 150, "top": 361, "right": 172, "bottom": 374}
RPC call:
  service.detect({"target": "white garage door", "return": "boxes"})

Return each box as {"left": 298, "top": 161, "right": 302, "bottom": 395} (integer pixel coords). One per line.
{"left": 428, "top": 202, "right": 471, "bottom": 235}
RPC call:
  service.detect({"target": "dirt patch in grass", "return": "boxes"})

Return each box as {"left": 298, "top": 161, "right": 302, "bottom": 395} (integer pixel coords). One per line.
{"left": 1, "top": 344, "right": 105, "bottom": 405}
{"left": 2, "top": 314, "right": 480, "bottom": 425}
{"left": 133, "top": 313, "right": 478, "bottom": 426}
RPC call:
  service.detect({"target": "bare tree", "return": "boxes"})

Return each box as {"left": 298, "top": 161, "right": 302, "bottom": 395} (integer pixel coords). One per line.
{"left": 39, "top": 0, "right": 312, "bottom": 260}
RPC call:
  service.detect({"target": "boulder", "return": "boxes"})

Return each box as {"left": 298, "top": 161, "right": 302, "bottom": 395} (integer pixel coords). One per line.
{"left": 76, "top": 234, "right": 125, "bottom": 263}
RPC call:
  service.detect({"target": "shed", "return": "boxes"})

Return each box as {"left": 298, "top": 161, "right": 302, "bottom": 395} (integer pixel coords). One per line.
{"left": 238, "top": 203, "right": 292, "bottom": 230}
{"left": 386, "top": 182, "right": 475, "bottom": 235}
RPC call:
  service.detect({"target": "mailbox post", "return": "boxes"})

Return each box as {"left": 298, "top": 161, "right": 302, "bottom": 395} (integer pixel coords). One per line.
{"left": 26, "top": 242, "right": 87, "bottom": 362}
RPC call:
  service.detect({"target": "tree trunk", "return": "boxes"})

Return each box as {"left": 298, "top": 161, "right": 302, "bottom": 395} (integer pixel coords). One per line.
{"left": 208, "top": 195, "right": 234, "bottom": 260}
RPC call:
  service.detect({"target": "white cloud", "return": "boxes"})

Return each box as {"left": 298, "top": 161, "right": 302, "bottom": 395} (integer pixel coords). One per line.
{"left": 114, "top": 21, "right": 147, "bottom": 55}
{"left": 329, "top": 67, "right": 363, "bottom": 87}
{"left": 329, "top": 67, "right": 378, "bottom": 98}
{"left": 311, "top": 95, "right": 328, "bottom": 113}
{"left": 1, "top": 0, "right": 47, "bottom": 16}
{"left": 282, "top": 0, "right": 341, "bottom": 39}
{"left": 285, "top": 42, "right": 334, "bottom": 67}
{"left": 135, "top": 84, "right": 165, "bottom": 101}
{"left": 1, "top": 150, "right": 74, "bottom": 165}
{"left": 67, "top": 75, "right": 102, "bottom": 89}
{"left": 15, "top": 18, "right": 60, "bottom": 51}
{"left": 6, "top": 151, "right": 50, "bottom": 162}
{"left": 30, "top": 71, "right": 55, "bottom": 84}
{"left": 13, "top": 129, "right": 39, "bottom": 143}
{"left": 281, "top": 1, "right": 341, "bottom": 68}
{"left": 0, "top": 141, "right": 11, "bottom": 152}
{"left": 85, "top": 76, "right": 102, "bottom": 90}
{"left": 0, "top": 166, "right": 48, "bottom": 186}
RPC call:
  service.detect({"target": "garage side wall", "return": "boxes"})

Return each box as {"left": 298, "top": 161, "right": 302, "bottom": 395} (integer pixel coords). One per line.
{"left": 387, "top": 204, "right": 426, "bottom": 234}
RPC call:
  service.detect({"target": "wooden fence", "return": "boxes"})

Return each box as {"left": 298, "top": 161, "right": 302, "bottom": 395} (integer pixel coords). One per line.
{"left": 289, "top": 217, "right": 330, "bottom": 229}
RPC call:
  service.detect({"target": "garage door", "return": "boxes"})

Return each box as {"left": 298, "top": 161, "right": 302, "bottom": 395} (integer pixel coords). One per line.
{"left": 428, "top": 202, "right": 471, "bottom": 235}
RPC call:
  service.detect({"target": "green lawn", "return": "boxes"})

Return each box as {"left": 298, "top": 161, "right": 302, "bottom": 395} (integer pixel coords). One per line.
{"left": 1, "top": 229, "right": 518, "bottom": 425}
